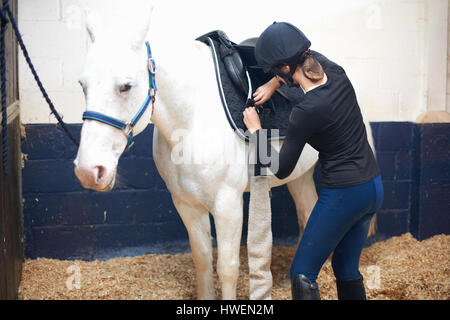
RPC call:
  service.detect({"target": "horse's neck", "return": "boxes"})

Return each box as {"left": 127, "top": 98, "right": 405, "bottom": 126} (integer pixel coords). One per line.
{"left": 150, "top": 37, "right": 227, "bottom": 147}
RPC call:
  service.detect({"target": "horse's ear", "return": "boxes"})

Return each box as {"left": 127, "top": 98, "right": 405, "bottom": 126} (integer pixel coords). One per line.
{"left": 85, "top": 7, "right": 103, "bottom": 44}
{"left": 131, "top": 5, "right": 154, "bottom": 50}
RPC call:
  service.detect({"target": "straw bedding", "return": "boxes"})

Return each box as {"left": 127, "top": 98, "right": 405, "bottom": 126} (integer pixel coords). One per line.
{"left": 18, "top": 233, "right": 449, "bottom": 300}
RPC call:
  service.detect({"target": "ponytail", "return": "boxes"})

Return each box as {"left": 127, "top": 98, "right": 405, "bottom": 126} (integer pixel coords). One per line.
{"left": 299, "top": 51, "right": 324, "bottom": 83}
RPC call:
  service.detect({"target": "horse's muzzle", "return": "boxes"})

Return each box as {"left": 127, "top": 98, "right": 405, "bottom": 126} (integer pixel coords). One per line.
{"left": 74, "top": 160, "right": 114, "bottom": 192}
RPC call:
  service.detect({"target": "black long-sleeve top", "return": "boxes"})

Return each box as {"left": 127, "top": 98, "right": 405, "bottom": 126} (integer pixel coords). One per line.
{"left": 255, "top": 51, "right": 380, "bottom": 188}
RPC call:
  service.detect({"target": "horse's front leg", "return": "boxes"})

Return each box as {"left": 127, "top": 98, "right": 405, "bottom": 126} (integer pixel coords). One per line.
{"left": 212, "top": 187, "right": 244, "bottom": 300}
{"left": 172, "top": 196, "right": 215, "bottom": 300}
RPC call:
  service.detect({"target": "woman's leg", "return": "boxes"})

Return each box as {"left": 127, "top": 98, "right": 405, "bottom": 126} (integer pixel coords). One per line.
{"left": 331, "top": 176, "right": 384, "bottom": 299}
{"left": 289, "top": 176, "right": 381, "bottom": 283}
{"left": 289, "top": 188, "right": 349, "bottom": 282}
{"left": 331, "top": 212, "right": 375, "bottom": 281}
{"left": 331, "top": 212, "right": 375, "bottom": 300}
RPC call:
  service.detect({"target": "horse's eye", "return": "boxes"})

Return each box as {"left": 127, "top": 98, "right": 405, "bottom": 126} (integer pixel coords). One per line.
{"left": 119, "top": 84, "right": 132, "bottom": 93}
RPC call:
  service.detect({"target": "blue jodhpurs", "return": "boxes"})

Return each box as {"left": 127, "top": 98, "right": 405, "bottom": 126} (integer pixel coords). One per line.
{"left": 290, "top": 175, "right": 384, "bottom": 282}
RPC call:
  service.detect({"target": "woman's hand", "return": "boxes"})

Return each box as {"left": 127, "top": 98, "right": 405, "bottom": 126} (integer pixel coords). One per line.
{"left": 253, "top": 77, "right": 281, "bottom": 106}
{"left": 243, "top": 107, "right": 262, "bottom": 134}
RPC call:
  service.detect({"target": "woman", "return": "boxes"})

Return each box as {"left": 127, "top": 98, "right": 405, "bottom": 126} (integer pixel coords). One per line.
{"left": 243, "top": 22, "right": 384, "bottom": 300}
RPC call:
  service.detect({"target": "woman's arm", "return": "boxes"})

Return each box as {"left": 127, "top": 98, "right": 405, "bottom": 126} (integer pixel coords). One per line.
{"left": 244, "top": 106, "right": 315, "bottom": 180}
{"left": 271, "top": 109, "right": 309, "bottom": 179}
{"left": 253, "top": 77, "right": 282, "bottom": 106}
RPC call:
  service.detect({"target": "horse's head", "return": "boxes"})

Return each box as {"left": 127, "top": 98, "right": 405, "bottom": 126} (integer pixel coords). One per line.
{"left": 74, "top": 8, "right": 153, "bottom": 191}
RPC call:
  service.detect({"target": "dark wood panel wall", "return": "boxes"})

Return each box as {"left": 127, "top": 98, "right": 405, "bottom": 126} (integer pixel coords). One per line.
{"left": 0, "top": 0, "right": 22, "bottom": 300}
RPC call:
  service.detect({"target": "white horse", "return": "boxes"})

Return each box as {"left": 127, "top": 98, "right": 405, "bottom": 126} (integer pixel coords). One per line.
{"left": 74, "top": 10, "right": 374, "bottom": 299}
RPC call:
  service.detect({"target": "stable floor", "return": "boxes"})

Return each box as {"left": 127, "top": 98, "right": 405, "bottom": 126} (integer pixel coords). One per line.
{"left": 18, "top": 233, "right": 449, "bottom": 300}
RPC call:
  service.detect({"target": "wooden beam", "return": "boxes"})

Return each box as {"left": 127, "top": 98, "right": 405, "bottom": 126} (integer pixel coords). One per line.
{"left": 0, "top": 100, "right": 20, "bottom": 125}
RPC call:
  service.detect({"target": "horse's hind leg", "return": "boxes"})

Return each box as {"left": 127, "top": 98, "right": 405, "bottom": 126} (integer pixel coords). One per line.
{"left": 287, "top": 164, "right": 318, "bottom": 241}
{"left": 172, "top": 196, "right": 215, "bottom": 299}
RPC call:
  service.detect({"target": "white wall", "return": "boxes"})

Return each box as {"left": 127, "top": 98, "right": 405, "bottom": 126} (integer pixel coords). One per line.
{"left": 18, "top": 0, "right": 449, "bottom": 123}
{"left": 447, "top": 8, "right": 450, "bottom": 113}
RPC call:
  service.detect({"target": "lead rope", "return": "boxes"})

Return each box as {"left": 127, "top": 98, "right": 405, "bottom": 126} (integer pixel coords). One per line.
{"left": 0, "top": 0, "right": 79, "bottom": 174}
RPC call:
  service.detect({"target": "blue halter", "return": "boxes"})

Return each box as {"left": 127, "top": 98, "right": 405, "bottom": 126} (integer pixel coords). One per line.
{"left": 82, "top": 41, "right": 157, "bottom": 152}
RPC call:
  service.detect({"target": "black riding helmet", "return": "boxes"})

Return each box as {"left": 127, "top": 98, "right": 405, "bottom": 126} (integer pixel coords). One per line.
{"left": 255, "top": 22, "right": 311, "bottom": 88}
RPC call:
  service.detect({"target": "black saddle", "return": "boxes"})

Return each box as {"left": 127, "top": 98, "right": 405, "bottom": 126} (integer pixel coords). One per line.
{"left": 196, "top": 31, "right": 303, "bottom": 142}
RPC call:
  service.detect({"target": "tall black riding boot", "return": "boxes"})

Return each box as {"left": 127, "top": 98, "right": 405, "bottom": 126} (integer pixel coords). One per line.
{"left": 336, "top": 276, "right": 367, "bottom": 300}
{"left": 291, "top": 274, "right": 320, "bottom": 300}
